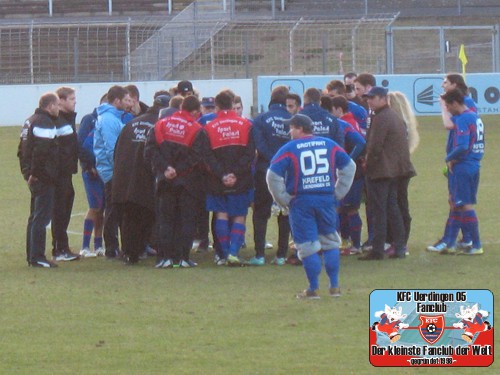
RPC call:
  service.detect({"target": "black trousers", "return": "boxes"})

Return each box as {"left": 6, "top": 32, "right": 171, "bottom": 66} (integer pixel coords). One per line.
{"left": 27, "top": 181, "right": 55, "bottom": 263}
{"left": 51, "top": 174, "right": 74, "bottom": 254}
{"left": 103, "top": 180, "right": 121, "bottom": 256}
{"left": 253, "top": 170, "right": 290, "bottom": 258}
{"left": 366, "top": 177, "right": 405, "bottom": 256}
{"left": 194, "top": 192, "right": 210, "bottom": 245}
{"left": 119, "top": 202, "right": 154, "bottom": 262}
{"left": 158, "top": 186, "right": 198, "bottom": 262}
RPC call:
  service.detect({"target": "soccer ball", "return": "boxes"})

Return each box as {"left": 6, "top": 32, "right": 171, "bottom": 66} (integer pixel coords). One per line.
{"left": 427, "top": 324, "right": 437, "bottom": 333}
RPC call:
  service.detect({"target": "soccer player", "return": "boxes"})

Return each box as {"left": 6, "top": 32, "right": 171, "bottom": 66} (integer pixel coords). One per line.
{"left": 285, "top": 93, "right": 302, "bottom": 115}
{"left": 204, "top": 91, "right": 255, "bottom": 266}
{"left": 321, "top": 95, "right": 366, "bottom": 255}
{"left": 427, "top": 89, "right": 485, "bottom": 255}
{"left": 251, "top": 85, "right": 291, "bottom": 266}
{"left": 94, "top": 85, "right": 131, "bottom": 258}
{"left": 150, "top": 95, "right": 207, "bottom": 268}
{"left": 299, "top": 88, "right": 344, "bottom": 147}
{"left": 267, "top": 114, "right": 355, "bottom": 299}
{"left": 77, "top": 93, "right": 107, "bottom": 258}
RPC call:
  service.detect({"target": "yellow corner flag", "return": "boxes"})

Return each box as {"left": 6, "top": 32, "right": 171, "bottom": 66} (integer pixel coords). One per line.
{"left": 459, "top": 44, "right": 468, "bottom": 76}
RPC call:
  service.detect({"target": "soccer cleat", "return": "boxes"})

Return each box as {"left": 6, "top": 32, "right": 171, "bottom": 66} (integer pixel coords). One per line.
{"left": 342, "top": 246, "right": 362, "bottom": 256}
{"left": 227, "top": 254, "right": 243, "bottom": 266}
{"left": 154, "top": 259, "right": 166, "bottom": 268}
{"left": 265, "top": 242, "right": 273, "bottom": 250}
{"left": 271, "top": 257, "right": 286, "bottom": 266}
{"left": 178, "top": 260, "right": 198, "bottom": 268}
{"left": 426, "top": 241, "right": 455, "bottom": 254}
{"left": 361, "top": 240, "right": 373, "bottom": 252}
{"left": 458, "top": 247, "right": 483, "bottom": 255}
{"left": 248, "top": 256, "right": 265, "bottom": 266}
{"left": 31, "top": 259, "right": 58, "bottom": 268}
{"left": 79, "top": 248, "right": 97, "bottom": 258}
{"left": 329, "top": 287, "right": 341, "bottom": 297}
{"left": 457, "top": 240, "right": 473, "bottom": 250}
{"left": 53, "top": 251, "right": 80, "bottom": 261}
{"left": 215, "top": 257, "right": 227, "bottom": 266}
{"left": 162, "top": 259, "right": 174, "bottom": 268}
{"left": 340, "top": 239, "right": 352, "bottom": 250}
{"left": 95, "top": 247, "right": 105, "bottom": 257}
{"left": 296, "top": 289, "right": 320, "bottom": 300}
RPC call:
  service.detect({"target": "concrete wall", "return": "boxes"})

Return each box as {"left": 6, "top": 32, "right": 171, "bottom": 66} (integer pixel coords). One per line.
{"left": 0, "top": 79, "right": 253, "bottom": 127}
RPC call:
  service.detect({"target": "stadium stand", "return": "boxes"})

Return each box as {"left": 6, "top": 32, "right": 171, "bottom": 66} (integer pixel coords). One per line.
{"left": 0, "top": 0, "right": 49, "bottom": 18}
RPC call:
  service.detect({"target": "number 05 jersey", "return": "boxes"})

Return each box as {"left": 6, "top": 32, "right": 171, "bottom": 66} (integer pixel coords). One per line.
{"left": 269, "top": 135, "right": 351, "bottom": 196}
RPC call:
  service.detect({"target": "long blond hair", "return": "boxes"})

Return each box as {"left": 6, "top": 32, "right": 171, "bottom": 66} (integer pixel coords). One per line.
{"left": 388, "top": 91, "right": 420, "bottom": 154}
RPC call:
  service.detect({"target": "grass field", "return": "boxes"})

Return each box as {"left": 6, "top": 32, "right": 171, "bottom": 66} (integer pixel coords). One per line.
{"left": 0, "top": 117, "right": 498, "bottom": 374}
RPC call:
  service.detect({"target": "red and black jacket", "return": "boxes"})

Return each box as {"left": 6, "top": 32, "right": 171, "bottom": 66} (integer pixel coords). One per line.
{"left": 151, "top": 110, "right": 208, "bottom": 199}
{"left": 203, "top": 110, "right": 255, "bottom": 195}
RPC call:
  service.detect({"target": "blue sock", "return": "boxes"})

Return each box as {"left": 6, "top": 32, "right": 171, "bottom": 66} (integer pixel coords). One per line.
{"left": 229, "top": 222, "right": 246, "bottom": 256}
{"left": 323, "top": 249, "right": 340, "bottom": 288}
{"left": 301, "top": 252, "right": 322, "bottom": 291}
{"left": 461, "top": 210, "right": 481, "bottom": 249}
{"left": 94, "top": 236, "right": 103, "bottom": 250}
{"left": 82, "top": 219, "right": 93, "bottom": 249}
{"left": 215, "top": 219, "right": 230, "bottom": 257}
{"left": 348, "top": 212, "right": 362, "bottom": 249}
{"left": 442, "top": 211, "right": 461, "bottom": 246}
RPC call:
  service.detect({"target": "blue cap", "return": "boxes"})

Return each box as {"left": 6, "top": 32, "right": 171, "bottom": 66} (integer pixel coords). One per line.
{"left": 201, "top": 97, "right": 215, "bottom": 107}
{"left": 154, "top": 94, "right": 171, "bottom": 107}
{"left": 283, "top": 114, "right": 313, "bottom": 131}
{"left": 363, "top": 86, "right": 388, "bottom": 98}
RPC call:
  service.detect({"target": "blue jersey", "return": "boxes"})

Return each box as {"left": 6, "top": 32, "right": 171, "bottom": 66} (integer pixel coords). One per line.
{"left": 446, "top": 109, "right": 484, "bottom": 164}
{"left": 348, "top": 101, "right": 368, "bottom": 130}
{"left": 464, "top": 95, "right": 477, "bottom": 113}
{"left": 269, "top": 135, "right": 351, "bottom": 197}
{"left": 300, "top": 103, "right": 344, "bottom": 147}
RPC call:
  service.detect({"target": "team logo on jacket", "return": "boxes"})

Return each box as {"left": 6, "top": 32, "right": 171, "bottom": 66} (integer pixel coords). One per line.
{"left": 419, "top": 314, "right": 445, "bottom": 344}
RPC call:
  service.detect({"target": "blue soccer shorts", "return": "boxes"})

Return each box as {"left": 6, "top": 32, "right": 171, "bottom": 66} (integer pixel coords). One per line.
{"left": 82, "top": 170, "right": 105, "bottom": 210}
{"left": 448, "top": 162, "right": 480, "bottom": 207}
{"left": 206, "top": 189, "right": 254, "bottom": 217}
{"left": 288, "top": 195, "right": 337, "bottom": 244}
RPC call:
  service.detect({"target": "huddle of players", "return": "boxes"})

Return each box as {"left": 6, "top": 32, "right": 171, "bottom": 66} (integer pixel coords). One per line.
{"left": 18, "top": 72, "right": 484, "bottom": 274}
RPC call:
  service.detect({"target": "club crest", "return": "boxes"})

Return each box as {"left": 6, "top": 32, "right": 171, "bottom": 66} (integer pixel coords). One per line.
{"left": 419, "top": 314, "right": 445, "bottom": 344}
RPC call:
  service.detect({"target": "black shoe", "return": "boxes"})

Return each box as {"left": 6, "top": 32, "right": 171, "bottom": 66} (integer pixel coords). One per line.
{"left": 389, "top": 252, "right": 406, "bottom": 259}
{"left": 358, "top": 251, "right": 384, "bottom": 261}
{"left": 53, "top": 249, "right": 80, "bottom": 261}
{"left": 123, "top": 256, "right": 139, "bottom": 265}
{"left": 31, "top": 258, "right": 58, "bottom": 268}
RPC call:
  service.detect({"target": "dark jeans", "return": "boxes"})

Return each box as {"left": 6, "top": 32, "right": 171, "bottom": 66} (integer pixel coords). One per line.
{"left": 253, "top": 170, "right": 273, "bottom": 257}
{"left": 51, "top": 174, "right": 75, "bottom": 254}
{"left": 103, "top": 180, "right": 121, "bottom": 256}
{"left": 119, "top": 202, "right": 154, "bottom": 262}
{"left": 158, "top": 186, "right": 198, "bottom": 262}
{"left": 397, "top": 176, "right": 412, "bottom": 245}
{"left": 27, "top": 181, "right": 55, "bottom": 263}
{"left": 366, "top": 177, "right": 405, "bottom": 256}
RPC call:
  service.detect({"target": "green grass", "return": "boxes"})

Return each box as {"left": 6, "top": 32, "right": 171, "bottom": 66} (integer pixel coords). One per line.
{"left": 0, "top": 117, "right": 498, "bottom": 374}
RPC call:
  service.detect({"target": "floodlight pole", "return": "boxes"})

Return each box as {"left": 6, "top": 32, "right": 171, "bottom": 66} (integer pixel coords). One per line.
{"left": 48, "top": 0, "right": 53, "bottom": 16}
{"left": 108, "top": 0, "right": 112, "bottom": 15}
